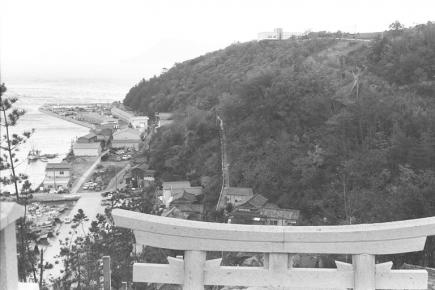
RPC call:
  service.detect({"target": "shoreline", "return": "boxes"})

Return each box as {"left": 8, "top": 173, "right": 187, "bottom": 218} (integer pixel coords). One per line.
{"left": 38, "top": 107, "right": 95, "bottom": 129}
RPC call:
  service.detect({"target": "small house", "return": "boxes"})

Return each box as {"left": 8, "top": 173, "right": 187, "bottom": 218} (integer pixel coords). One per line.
{"left": 73, "top": 142, "right": 102, "bottom": 156}
{"left": 43, "top": 162, "right": 71, "bottom": 190}
{"left": 170, "top": 191, "right": 198, "bottom": 205}
{"left": 229, "top": 194, "right": 300, "bottom": 226}
{"left": 217, "top": 187, "right": 254, "bottom": 209}
{"left": 128, "top": 163, "right": 155, "bottom": 188}
{"left": 112, "top": 128, "right": 142, "bottom": 150}
{"left": 162, "top": 204, "right": 204, "bottom": 221}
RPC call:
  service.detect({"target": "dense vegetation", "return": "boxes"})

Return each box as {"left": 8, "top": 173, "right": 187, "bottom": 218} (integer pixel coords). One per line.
{"left": 124, "top": 23, "right": 435, "bottom": 233}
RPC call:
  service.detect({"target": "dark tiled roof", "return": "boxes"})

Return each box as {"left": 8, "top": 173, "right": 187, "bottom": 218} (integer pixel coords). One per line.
{"left": 223, "top": 187, "right": 254, "bottom": 196}
{"left": 171, "top": 191, "right": 198, "bottom": 203}
{"left": 245, "top": 194, "right": 268, "bottom": 208}
{"left": 260, "top": 207, "right": 300, "bottom": 220}
{"left": 162, "top": 181, "right": 191, "bottom": 190}
{"left": 46, "top": 163, "right": 71, "bottom": 170}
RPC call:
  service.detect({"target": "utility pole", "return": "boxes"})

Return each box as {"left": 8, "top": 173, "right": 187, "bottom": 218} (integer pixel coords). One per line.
{"left": 103, "top": 256, "right": 111, "bottom": 290}
{"left": 39, "top": 249, "right": 44, "bottom": 289}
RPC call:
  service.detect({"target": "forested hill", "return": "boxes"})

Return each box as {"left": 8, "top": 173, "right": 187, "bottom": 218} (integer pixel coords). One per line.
{"left": 124, "top": 22, "right": 435, "bottom": 225}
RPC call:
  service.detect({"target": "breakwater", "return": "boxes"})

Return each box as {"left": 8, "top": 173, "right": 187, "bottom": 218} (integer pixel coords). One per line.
{"left": 38, "top": 107, "right": 95, "bottom": 129}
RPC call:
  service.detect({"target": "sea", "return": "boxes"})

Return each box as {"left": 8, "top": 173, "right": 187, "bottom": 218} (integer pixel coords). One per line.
{"left": 0, "top": 77, "right": 136, "bottom": 193}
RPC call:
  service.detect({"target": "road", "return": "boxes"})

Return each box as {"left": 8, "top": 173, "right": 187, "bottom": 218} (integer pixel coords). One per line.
{"left": 105, "top": 163, "right": 131, "bottom": 191}
{"left": 41, "top": 155, "right": 127, "bottom": 285}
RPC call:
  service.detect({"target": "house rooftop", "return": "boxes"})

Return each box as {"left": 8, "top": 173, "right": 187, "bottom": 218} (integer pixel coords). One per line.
{"left": 79, "top": 132, "right": 97, "bottom": 139}
{"left": 46, "top": 162, "right": 71, "bottom": 170}
{"left": 167, "top": 187, "right": 203, "bottom": 196}
{"left": 73, "top": 142, "right": 102, "bottom": 149}
{"left": 241, "top": 194, "right": 269, "bottom": 208}
{"left": 171, "top": 191, "right": 198, "bottom": 203}
{"left": 223, "top": 187, "right": 254, "bottom": 196}
{"left": 162, "top": 181, "right": 191, "bottom": 190}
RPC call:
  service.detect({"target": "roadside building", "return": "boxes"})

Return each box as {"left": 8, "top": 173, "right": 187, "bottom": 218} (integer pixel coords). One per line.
{"left": 162, "top": 204, "right": 204, "bottom": 220}
{"left": 111, "top": 106, "right": 148, "bottom": 131}
{"left": 127, "top": 163, "right": 155, "bottom": 188}
{"left": 161, "top": 181, "right": 193, "bottom": 207}
{"left": 129, "top": 116, "right": 149, "bottom": 132}
{"left": 94, "top": 128, "right": 113, "bottom": 148}
{"left": 112, "top": 128, "right": 142, "bottom": 150}
{"left": 228, "top": 194, "right": 300, "bottom": 225}
{"left": 43, "top": 162, "right": 71, "bottom": 190}
{"left": 216, "top": 187, "right": 254, "bottom": 209}
{"left": 171, "top": 191, "right": 198, "bottom": 205}
{"left": 73, "top": 142, "right": 102, "bottom": 156}
{"left": 162, "top": 181, "right": 191, "bottom": 190}
{"left": 77, "top": 132, "right": 98, "bottom": 143}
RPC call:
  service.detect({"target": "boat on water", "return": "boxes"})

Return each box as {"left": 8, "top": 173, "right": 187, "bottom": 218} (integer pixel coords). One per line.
{"left": 27, "top": 148, "right": 58, "bottom": 162}
{"left": 27, "top": 148, "right": 41, "bottom": 161}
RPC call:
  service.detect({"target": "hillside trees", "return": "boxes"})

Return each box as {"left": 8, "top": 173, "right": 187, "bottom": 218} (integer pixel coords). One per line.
{"left": 125, "top": 23, "right": 435, "bottom": 232}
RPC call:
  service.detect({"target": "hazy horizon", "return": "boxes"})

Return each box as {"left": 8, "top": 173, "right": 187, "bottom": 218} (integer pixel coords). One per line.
{"left": 1, "top": 0, "right": 434, "bottom": 84}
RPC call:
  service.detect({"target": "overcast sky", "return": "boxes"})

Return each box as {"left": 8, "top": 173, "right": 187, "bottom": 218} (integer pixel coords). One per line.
{"left": 1, "top": 0, "right": 434, "bottom": 82}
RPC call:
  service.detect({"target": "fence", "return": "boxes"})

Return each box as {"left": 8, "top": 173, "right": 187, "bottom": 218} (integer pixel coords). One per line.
{"left": 112, "top": 208, "right": 435, "bottom": 290}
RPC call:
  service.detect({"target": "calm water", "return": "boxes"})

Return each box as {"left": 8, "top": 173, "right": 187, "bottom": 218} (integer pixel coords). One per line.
{"left": 1, "top": 77, "right": 135, "bottom": 192}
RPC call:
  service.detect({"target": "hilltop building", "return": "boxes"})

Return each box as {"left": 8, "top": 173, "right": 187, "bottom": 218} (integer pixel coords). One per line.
{"left": 43, "top": 162, "right": 71, "bottom": 190}
{"left": 257, "top": 28, "right": 299, "bottom": 40}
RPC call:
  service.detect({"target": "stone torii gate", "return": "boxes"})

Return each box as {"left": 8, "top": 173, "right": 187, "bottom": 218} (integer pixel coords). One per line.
{"left": 112, "top": 209, "right": 435, "bottom": 290}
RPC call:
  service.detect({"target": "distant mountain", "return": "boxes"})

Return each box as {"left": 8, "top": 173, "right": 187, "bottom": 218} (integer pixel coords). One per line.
{"left": 125, "top": 23, "right": 435, "bottom": 226}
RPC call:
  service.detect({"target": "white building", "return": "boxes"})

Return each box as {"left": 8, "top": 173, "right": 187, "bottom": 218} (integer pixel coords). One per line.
{"left": 112, "top": 128, "right": 142, "bottom": 150}
{"left": 73, "top": 142, "right": 102, "bottom": 156}
{"left": 130, "top": 116, "right": 149, "bottom": 131}
{"left": 43, "top": 162, "right": 71, "bottom": 190}
{"left": 111, "top": 107, "right": 148, "bottom": 131}
{"left": 258, "top": 28, "right": 299, "bottom": 40}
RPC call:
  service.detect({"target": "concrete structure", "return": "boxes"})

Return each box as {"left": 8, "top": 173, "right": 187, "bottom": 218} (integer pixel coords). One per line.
{"left": 1, "top": 203, "right": 39, "bottom": 290}
{"left": 73, "top": 142, "right": 102, "bottom": 156}
{"left": 43, "top": 162, "right": 71, "bottom": 190}
{"left": 258, "top": 28, "right": 300, "bottom": 40}
{"left": 112, "top": 128, "right": 142, "bottom": 150}
{"left": 113, "top": 209, "right": 435, "bottom": 290}
{"left": 216, "top": 187, "right": 254, "bottom": 209}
